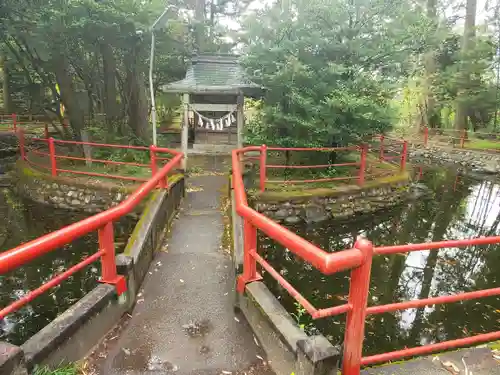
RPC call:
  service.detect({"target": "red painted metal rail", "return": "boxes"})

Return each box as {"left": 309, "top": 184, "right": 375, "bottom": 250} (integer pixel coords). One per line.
{"left": 19, "top": 130, "right": 173, "bottom": 185}
{"left": 422, "top": 127, "right": 500, "bottom": 152}
{"left": 1, "top": 113, "right": 63, "bottom": 135}
{"left": 233, "top": 146, "right": 500, "bottom": 375}
{"left": 256, "top": 141, "right": 407, "bottom": 192}
{"left": 370, "top": 135, "right": 408, "bottom": 169}
{"left": 0, "top": 141, "right": 183, "bottom": 319}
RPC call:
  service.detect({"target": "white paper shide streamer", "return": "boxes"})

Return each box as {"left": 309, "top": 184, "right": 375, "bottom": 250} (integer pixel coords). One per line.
{"left": 190, "top": 105, "right": 236, "bottom": 131}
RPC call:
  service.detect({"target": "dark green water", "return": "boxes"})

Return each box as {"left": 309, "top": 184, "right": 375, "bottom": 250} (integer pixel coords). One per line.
{"left": 0, "top": 187, "right": 136, "bottom": 345}
{"left": 260, "top": 168, "right": 500, "bottom": 356}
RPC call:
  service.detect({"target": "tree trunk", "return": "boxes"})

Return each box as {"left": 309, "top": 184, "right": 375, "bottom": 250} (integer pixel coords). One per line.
{"left": 124, "top": 47, "right": 150, "bottom": 143}
{"left": 195, "top": 0, "right": 206, "bottom": 51}
{"left": 454, "top": 0, "right": 477, "bottom": 131}
{"left": 424, "top": 0, "right": 439, "bottom": 129}
{"left": 1, "top": 55, "right": 13, "bottom": 113}
{"left": 53, "top": 53, "right": 85, "bottom": 139}
{"left": 100, "top": 43, "right": 119, "bottom": 127}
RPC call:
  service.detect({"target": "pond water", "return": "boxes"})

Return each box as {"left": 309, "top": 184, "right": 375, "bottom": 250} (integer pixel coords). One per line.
{"left": 0, "top": 184, "right": 136, "bottom": 345}
{"left": 260, "top": 167, "right": 500, "bottom": 357}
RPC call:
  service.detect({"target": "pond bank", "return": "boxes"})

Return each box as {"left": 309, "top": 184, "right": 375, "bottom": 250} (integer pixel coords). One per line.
{"left": 0, "top": 186, "right": 136, "bottom": 345}
{"left": 252, "top": 173, "right": 413, "bottom": 225}
{"left": 409, "top": 143, "right": 500, "bottom": 175}
{"left": 259, "top": 166, "right": 500, "bottom": 358}
{"left": 15, "top": 162, "right": 136, "bottom": 214}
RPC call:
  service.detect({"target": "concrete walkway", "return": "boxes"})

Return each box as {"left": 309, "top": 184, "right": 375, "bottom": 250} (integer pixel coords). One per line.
{"left": 99, "top": 175, "right": 271, "bottom": 375}
{"left": 362, "top": 346, "right": 499, "bottom": 374}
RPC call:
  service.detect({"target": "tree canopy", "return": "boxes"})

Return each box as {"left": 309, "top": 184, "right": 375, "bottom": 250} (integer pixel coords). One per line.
{"left": 0, "top": 0, "right": 499, "bottom": 146}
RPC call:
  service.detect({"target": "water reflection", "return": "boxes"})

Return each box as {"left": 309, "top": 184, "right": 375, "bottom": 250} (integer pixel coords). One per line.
{"left": 260, "top": 168, "right": 500, "bottom": 356}
{"left": 0, "top": 188, "right": 136, "bottom": 345}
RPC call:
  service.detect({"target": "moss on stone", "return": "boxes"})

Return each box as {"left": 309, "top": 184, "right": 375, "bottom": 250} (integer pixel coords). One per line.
{"left": 122, "top": 177, "right": 184, "bottom": 256}
{"left": 253, "top": 172, "right": 410, "bottom": 202}
{"left": 122, "top": 190, "right": 161, "bottom": 256}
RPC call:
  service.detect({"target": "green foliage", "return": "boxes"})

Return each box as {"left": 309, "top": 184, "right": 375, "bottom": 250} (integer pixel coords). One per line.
{"left": 241, "top": 0, "right": 430, "bottom": 147}
{"left": 33, "top": 364, "right": 81, "bottom": 375}
{"left": 291, "top": 301, "right": 315, "bottom": 333}
{"left": 0, "top": 0, "right": 192, "bottom": 139}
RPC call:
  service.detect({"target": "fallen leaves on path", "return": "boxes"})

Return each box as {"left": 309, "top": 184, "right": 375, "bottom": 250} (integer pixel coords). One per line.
{"left": 432, "top": 356, "right": 461, "bottom": 374}
{"left": 186, "top": 185, "right": 204, "bottom": 192}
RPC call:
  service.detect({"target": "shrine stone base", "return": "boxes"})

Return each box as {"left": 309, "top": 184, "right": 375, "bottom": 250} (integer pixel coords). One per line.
{"left": 191, "top": 143, "right": 237, "bottom": 154}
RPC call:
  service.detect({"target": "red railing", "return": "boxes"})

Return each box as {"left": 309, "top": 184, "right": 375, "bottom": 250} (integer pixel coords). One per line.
{"left": 0, "top": 145, "right": 183, "bottom": 319}
{"left": 233, "top": 146, "right": 500, "bottom": 375}
{"left": 370, "top": 135, "right": 408, "bottom": 170}
{"left": 255, "top": 141, "right": 408, "bottom": 192}
{"left": 422, "top": 127, "right": 500, "bottom": 152}
{"left": 20, "top": 130, "right": 173, "bottom": 185}
{"left": 0, "top": 113, "right": 60, "bottom": 134}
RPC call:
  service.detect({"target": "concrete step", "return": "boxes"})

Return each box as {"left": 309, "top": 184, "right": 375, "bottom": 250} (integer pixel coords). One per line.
{"left": 191, "top": 143, "right": 236, "bottom": 154}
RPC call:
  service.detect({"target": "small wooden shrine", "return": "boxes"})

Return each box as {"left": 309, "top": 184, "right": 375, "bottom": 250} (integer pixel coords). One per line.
{"left": 162, "top": 53, "right": 259, "bottom": 165}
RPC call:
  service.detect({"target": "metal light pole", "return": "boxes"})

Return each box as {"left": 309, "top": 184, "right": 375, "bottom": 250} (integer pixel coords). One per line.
{"left": 149, "top": 7, "right": 172, "bottom": 146}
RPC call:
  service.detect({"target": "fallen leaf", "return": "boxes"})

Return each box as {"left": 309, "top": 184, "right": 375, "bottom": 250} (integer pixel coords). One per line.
{"left": 441, "top": 360, "right": 460, "bottom": 374}
{"left": 253, "top": 335, "right": 260, "bottom": 346}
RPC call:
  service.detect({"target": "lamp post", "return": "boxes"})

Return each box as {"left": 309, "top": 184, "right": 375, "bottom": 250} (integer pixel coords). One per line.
{"left": 149, "top": 7, "right": 173, "bottom": 146}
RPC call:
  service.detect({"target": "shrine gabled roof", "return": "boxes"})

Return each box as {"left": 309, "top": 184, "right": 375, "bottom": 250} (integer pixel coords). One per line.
{"left": 161, "top": 53, "right": 260, "bottom": 95}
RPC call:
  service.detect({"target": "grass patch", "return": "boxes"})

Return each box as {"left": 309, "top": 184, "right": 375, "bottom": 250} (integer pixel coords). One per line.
{"left": 488, "top": 340, "right": 500, "bottom": 350}
{"left": 262, "top": 153, "right": 401, "bottom": 193}
{"left": 58, "top": 162, "right": 153, "bottom": 182}
{"left": 466, "top": 138, "right": 500, "bottom": 151}
{"left": 254, "top": 171, "right": 410, "bottom": 201}
{"left": 33, "top": 363, "right": 83, "bottom": 375}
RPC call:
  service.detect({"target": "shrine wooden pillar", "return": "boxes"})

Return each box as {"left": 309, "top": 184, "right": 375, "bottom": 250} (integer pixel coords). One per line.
{"left": 181, "top": 93, "right": 189, "bottom": 170}
{"left": 237, "top": 92, "right": 244, "bottom": 148}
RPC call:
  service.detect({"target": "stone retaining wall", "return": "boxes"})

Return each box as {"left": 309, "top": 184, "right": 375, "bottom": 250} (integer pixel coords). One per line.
{"left": 0, "top": 177, "right": 186, "bottom": 374}
{"left": 15, "top": 161, "right": 136, "bottom": 214}
{"left": 409, "top": 144, "right": 500, "bottom": 174}
{"left": 253, "top": 175, "right": 411, "bottom": 225}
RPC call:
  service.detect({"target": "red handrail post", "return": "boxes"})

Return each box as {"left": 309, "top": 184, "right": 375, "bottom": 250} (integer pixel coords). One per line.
{"left": 18, "top": 128, "right": 26, "bottom": 161}
{"left": 260, "top": 144, "right": 267, "bottom": 192}
{"left": 342, "top": 238, "right": 373, "bottom": 375}
{"left": 48, "top": 137, "right": 57, "bottom": 176}
{"left": 236, "top": 219, "right": 261, "bottom": 293}
{"left": 400, "top": 141, "right": 408, "bottom": 172}
{"left": 460, "top": 129, "right": 466, "bottom": 148}
{"left": 98, "top": 222, "right": 126, "bottom": 295}
{"left": 379, "top": 135, "right": 384, "bottom": 161}
{"left": 358, "top": 144, "right": 367, "bottom": 186}
{"left": 44, "top": 124, "right": 49, "bottom": 139}
{"left": 424, "top": 126, "right": 429, "bottom": 146}
{"left": 11, "top": 113, "right": 17, "bottom": 132}
{"left": 150, "top": 145, "right": 165, "bottom": 188}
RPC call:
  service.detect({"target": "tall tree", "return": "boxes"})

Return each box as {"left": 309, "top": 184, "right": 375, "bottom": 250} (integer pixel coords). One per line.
{"left": 242, "top": 0, "right": 429, "bottom": 147}
{"left": 454, "top": 0, "right": 477, "bottom": 130}
{"left": 423, "top": 0, "right": 439, "bottom": 128}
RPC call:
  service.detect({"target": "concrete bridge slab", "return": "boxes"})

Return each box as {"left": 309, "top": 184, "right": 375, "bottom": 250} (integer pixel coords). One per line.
{"left": 362, "top": 347, "right": 499, "bottom": 374}
{"left": 98, "top": 175, "right": 271, "bottom": 375}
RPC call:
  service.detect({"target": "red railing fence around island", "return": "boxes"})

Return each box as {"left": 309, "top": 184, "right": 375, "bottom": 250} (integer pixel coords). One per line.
{"left": 18, "top": 129, "right": 174, "bottom": 185}
{"left": 233, "top": 145, "right": 500, "bottom": 375}
{"left": 255, "top": 137, "right": 408, "bottom": 192}
{"left": 0, "top": 136, "right": 183, "bottom": 319}
{"left": 421, "top": 126, "right": 500, "bottom": 152}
